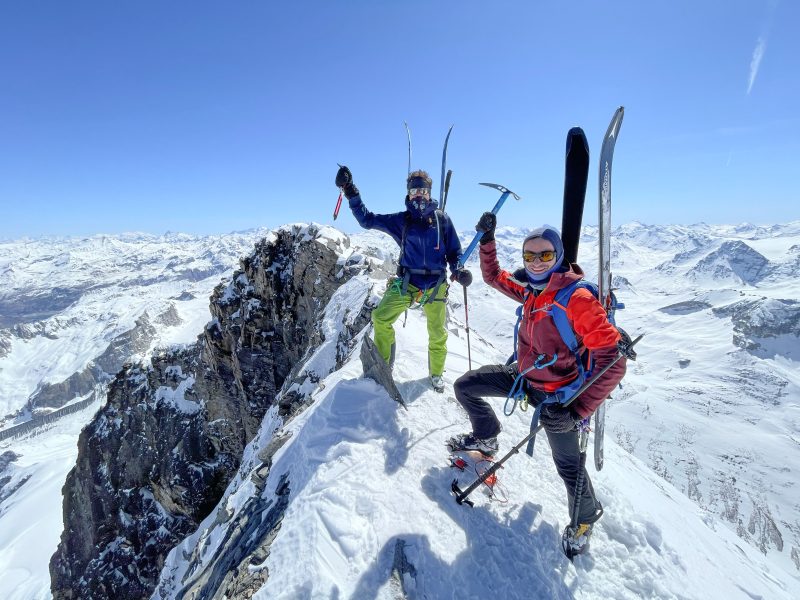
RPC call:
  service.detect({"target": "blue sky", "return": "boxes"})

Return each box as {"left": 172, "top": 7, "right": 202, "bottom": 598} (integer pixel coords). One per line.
{"left": 1, "top": 1, "right": 797, "bottom": 239}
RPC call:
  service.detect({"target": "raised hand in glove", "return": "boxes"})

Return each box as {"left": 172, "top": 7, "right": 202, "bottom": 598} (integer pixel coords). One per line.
{"left": 475, "top": 211, "right": 497, "bottom": 243}
{"left": 539, "top": 404, "right": 580, "bottom": 433}
{"left": 451, "top": 268, "right": 473, "bottom": 287}
{"left": 335, "top": 165, "right": 359, "bottom": 200}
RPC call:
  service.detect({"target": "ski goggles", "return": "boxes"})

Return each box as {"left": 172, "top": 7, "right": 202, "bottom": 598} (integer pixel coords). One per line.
{"left": 522, "top": 250, "right": 557, "bottom": 263}
{"left": 408, "top": 187, "right": 430, "bottom": 198}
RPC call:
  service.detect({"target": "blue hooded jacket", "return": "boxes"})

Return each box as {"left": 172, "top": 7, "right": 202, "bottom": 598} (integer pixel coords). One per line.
{"left": 349, "top": 194, "right": 463, "bottom": 290}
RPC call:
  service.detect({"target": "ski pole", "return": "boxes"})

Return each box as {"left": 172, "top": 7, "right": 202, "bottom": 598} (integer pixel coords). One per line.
{"left": 457, "top": 183, "right": 521, "bottom": 270}
{"left": 463, "top": 285, "right": 472, "bottom": 371}
{"left": 452, "top": 333, "right": 642, "bottom": 506}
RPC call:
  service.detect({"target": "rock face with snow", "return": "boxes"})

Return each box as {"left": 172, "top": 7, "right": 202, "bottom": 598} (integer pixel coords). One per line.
{"left": 713, "top": 297, "right": 800, "bottom": 356}
{"left": 29, "top": 313, "right": 159, "bottom": 412}
{"left": 48, "top": 225, "right": 372, "bottom": 599}
{"left": 689, "top": 240, "right": 771, "bottom": 283}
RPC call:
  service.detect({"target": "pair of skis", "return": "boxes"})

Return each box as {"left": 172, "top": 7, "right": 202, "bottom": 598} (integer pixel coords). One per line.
{"left": 562, "top": 106, "right": 625, "bottom": 471}
{"left": 405, "top": 122, "right": 455, "bottom": 211}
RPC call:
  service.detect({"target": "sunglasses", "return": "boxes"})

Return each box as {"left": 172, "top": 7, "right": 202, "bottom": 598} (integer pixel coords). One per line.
{"left": 409, "top": 187, "right": 430, "bottom": 197}
{"left": 522, "top": 250, "right": 557, "bottom": 263}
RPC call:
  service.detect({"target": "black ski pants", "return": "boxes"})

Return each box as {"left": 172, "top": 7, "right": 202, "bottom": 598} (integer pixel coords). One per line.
{"left": 453, "top": 364, "right": 602, "bottom": 524}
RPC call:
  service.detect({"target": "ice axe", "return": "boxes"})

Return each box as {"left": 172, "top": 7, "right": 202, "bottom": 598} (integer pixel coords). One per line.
{"left": 457, "top": 183, "right": 521, "bottom": 269}
{"left": 333, "top": 163, "right": 345, "bottom": 220}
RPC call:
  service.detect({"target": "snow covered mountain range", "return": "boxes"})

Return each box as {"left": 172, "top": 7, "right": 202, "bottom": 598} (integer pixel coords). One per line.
{"left": 0, "top": 231, "right": 270, "bottom": 422}
{"left": 1, "top": 221, "right": 799, "bottom": 599}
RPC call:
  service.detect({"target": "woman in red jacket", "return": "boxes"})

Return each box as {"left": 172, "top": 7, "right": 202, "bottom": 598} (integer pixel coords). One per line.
{"left": 448, "top": 212, "right": 626, "bottom": 548}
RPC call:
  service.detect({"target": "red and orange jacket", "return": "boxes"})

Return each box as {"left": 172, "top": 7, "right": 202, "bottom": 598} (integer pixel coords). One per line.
{"left": 479, "top": 240, "right": 626, "bottom": 418}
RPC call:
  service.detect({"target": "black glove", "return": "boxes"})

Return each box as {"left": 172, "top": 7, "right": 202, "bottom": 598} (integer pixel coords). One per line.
{"left": 539, "top": 404, "right": 579, "bottom": 433}
{"left": 476, "top": 211, "right": 497, "bottom": 244}
{"left": 335, "top": 165, "right": 360, "bottom": 200}
{"left": 335, "top": 165, "right": 352, "bottom": 187}
{"left": 452, "top": 268, "right": 473, "bottom": 287}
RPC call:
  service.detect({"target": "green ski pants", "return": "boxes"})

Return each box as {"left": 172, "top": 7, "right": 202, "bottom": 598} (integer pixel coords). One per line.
{"left": 371, "top": 280, "right": 449, "bottom": 376}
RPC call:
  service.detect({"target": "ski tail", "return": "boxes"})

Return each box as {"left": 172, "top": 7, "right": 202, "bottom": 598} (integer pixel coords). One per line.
{"left": 561, "top": 127, "right": 590, "bottom": 265}
{"left": 593, "top": 401, "right": 606, "bottom": 470}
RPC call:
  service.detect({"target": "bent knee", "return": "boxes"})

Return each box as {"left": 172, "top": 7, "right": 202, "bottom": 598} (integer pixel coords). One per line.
{"left": 454, "top": 370, "right": 479, "bottom": 396}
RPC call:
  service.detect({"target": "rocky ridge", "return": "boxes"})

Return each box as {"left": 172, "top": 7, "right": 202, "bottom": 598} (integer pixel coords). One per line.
{"left": 49, "top": 224, "right": 379, "bottom": 599}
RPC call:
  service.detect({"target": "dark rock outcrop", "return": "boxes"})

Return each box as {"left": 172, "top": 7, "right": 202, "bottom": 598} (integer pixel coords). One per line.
{"left": 713, "top": 298, "right": 800, "bottom": 357}
{"left": 660, "top": 300, "right": 712, "bottom": 315}
{"left": 49, "top": 225, "right": 367, "bottom": 599}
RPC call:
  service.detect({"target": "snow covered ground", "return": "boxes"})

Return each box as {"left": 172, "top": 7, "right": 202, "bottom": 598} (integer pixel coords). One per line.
{"left": 0, "top": 397, "right": 100, "bottom": 600}
{"left": 2, "top": 222, "right": 799, "bottom": 598}
{"left": 155, "top": 255, "right": 800, "bottom": 599}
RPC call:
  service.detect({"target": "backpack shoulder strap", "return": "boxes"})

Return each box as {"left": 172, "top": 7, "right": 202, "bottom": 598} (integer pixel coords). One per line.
{"left": 397, "top": 212, "right": 412, "bottom": 267}
{"left": 550, "top": 281, "right": 588, "bottom": 354}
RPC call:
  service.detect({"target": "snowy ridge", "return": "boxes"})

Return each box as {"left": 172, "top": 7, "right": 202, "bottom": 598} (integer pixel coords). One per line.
{"left": 1, "top": 221, "right": 799, "bottom": 598}
{"left": 154, "top": 272, "right": 798, "bottom": 599}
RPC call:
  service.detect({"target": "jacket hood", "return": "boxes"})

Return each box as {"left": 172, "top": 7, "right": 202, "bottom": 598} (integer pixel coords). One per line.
{"left": 522, "top": 225, "right": 565, "bottom": 281}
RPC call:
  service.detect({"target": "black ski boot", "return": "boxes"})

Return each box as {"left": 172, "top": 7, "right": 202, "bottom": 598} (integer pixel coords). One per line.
{"left": 561, "top": 522, "right": 593, "bottom": 559}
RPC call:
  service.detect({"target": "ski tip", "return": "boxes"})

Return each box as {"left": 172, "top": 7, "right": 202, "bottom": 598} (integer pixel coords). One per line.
{"left": 606, "top": 107, "right": 625, "bottom": 138}
{"left": 567, "top": 126, "right": 586, "bottom": 137}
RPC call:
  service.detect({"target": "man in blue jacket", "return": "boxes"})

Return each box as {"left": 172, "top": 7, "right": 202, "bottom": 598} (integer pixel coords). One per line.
{"left": 335, "top": 165, "right": 471, "bottom": 392}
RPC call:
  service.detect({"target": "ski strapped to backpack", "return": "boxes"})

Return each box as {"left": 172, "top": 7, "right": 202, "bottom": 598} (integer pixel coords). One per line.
{"left": 505, "top": 279, "right": 637, "bottom": 456}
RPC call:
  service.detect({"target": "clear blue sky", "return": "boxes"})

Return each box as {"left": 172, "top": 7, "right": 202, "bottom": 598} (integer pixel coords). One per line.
{"left": 1, "top": 1, "right": 797, "bottom": 239}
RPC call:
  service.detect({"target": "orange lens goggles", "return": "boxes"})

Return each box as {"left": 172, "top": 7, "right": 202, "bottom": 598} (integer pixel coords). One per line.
{"left": 522, "top": 250, "right": 556, "bottom": 263}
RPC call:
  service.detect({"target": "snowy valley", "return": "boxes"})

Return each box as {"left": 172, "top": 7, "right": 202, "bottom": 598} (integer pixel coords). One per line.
{"left": 1, "top": 221, "right": 799, "bottom": 599}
